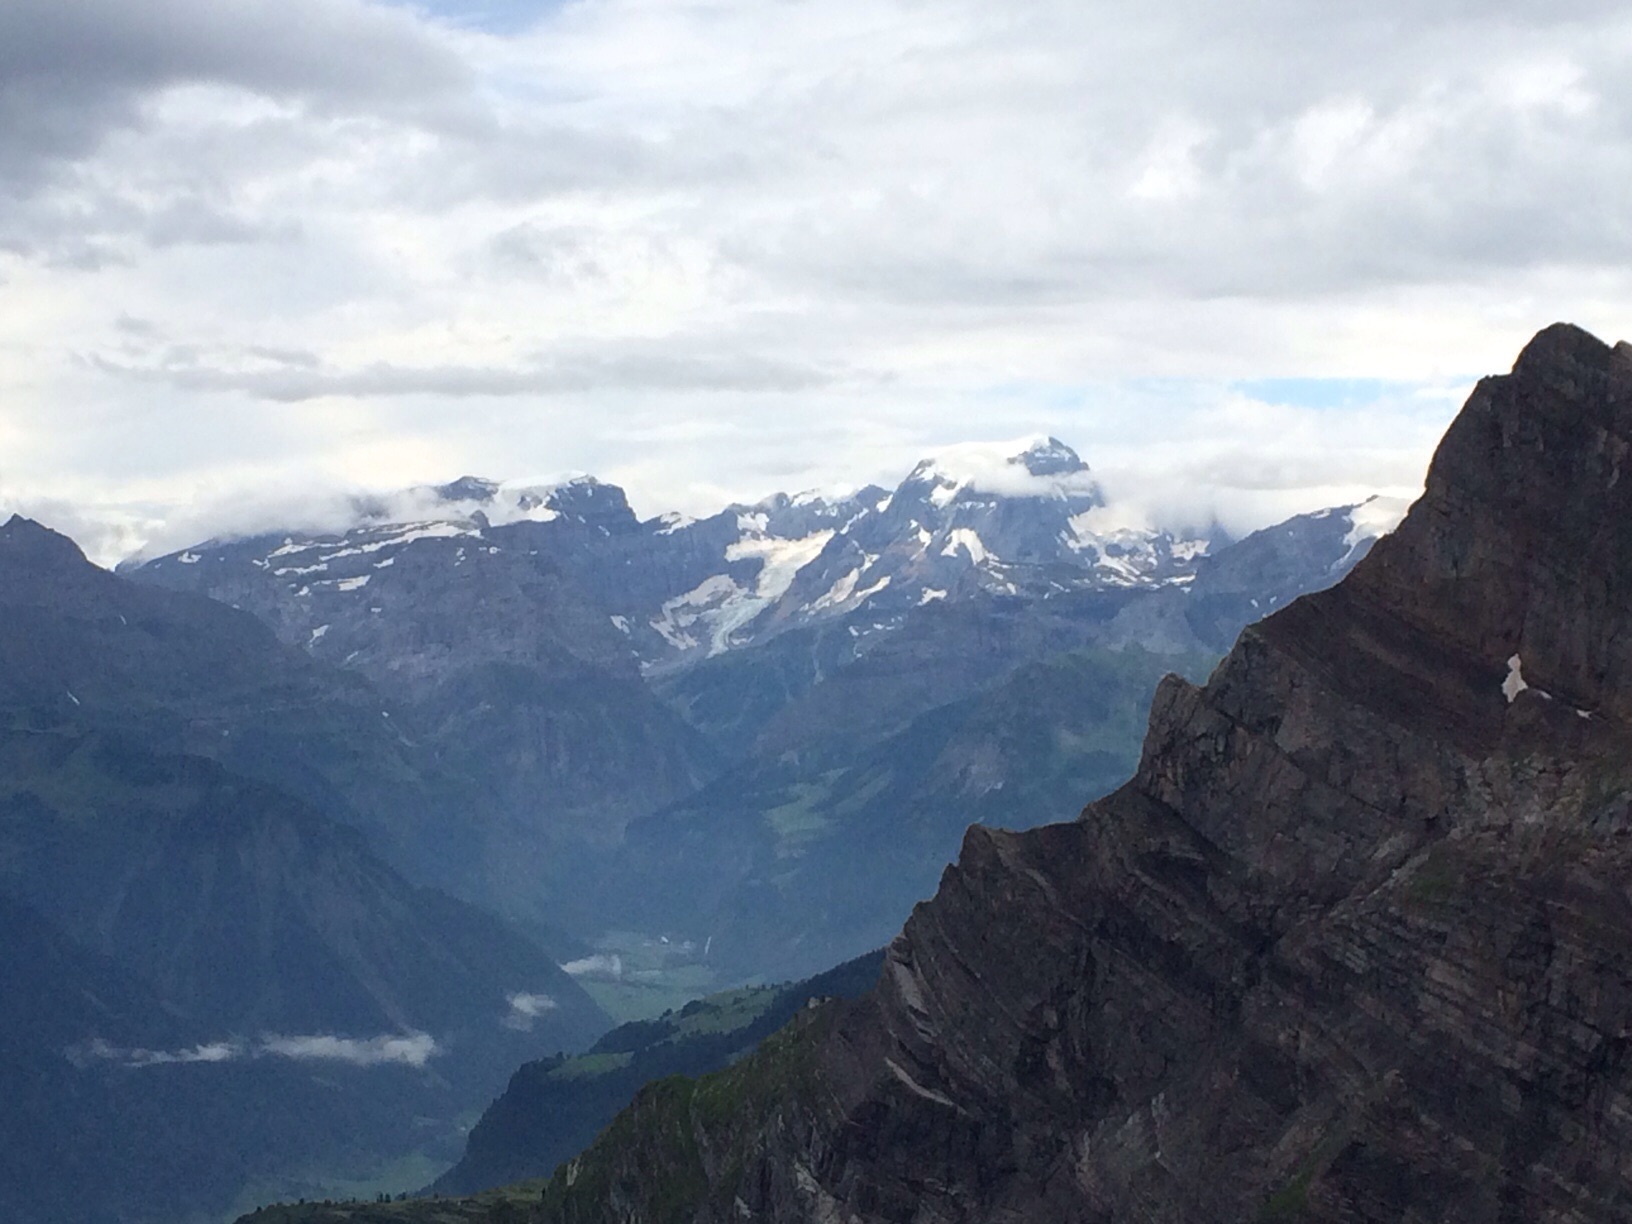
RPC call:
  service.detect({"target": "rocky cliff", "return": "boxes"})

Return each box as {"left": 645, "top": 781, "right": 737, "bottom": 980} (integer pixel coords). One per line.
{"left": 517, "top": 326, "right": 1632, "bottom": 1223}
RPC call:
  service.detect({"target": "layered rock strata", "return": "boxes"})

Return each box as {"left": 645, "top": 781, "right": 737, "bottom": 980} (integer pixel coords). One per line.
{"left": 535, "top": 325, "right": 1632, "bottom": 1222}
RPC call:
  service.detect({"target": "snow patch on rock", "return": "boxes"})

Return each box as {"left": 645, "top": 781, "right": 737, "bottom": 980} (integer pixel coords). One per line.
{"left": 1503, "top": 654, "right": 1529, "bottom": 703}
{"left": 941, "top": 528, "right": 990, "bottom": 564}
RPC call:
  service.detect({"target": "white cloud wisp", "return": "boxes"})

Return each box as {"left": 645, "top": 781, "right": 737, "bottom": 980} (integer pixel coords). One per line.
{"left": 67, "top": 1030, "right": 441, "bottom": 1070}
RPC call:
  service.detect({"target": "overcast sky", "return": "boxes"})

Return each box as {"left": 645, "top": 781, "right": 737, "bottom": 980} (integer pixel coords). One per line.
{"left": 4, "top": 0, "right": 1630, "bottom": 560}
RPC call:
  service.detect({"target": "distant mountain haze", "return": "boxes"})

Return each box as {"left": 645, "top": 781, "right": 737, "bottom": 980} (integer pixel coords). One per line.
{"left": 128, "top": 438, "right": 1402, "bottom": 961}
{"left": 0, "top": 435, "right": 1405, "bottom": 1222}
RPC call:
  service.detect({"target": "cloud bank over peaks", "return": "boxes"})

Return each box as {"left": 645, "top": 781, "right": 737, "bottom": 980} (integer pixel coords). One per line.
{"left": 3, "top": 0, "right": 1612, "bottom": 564}
{"left": 5, "top": 395, "right": 1447, "bottom": 568}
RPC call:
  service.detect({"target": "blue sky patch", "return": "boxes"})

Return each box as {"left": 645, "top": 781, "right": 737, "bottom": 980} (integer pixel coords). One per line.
{"left": 404, "top": 0, "right": 562, "bottom": 35}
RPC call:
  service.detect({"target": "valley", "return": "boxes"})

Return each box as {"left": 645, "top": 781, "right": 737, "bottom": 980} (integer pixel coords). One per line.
{"left": 0, "top": 434, "right": 1395, "bottom": 1222}
{"left": 4, "top": 1, "right": 1617, "bottom": 1218}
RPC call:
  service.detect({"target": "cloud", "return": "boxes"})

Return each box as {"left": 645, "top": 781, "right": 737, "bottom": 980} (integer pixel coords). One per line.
{"left": 0, "top": 0, "right": 468, "bottom": 178}
{"left": 258, "top": 1032, "right": 439, "bottom": 1067}
{"left": 86, "top": 344, "right": 840, "bottom": 401}
{"left": 66, "top": 1038, "right": 240, "bottom": 1068}
{"left": 502, "top": 991, "right": 559, "bottom": 1032}
{"left": 911, "top": 437, "right": 1102, "bottom": 501}
{"left": 0, "top": 385, "right": 1457, "bottom": 566}
{"left": 66, "top": 1030, "right": 440, "bottom": 1070}
{"left": 1076, "top": 381, "right": 1460, "bottom": 536}
{"left": 4, "top": 0, "right": 1632, "bottom": 555}
{"left": 560, "top": 953, "right": 623, "bottom": 979}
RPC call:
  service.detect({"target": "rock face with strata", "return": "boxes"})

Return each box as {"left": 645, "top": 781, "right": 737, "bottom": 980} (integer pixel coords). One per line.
{"left": 527, "top": 324, "right": 1632, "bottom": 1223}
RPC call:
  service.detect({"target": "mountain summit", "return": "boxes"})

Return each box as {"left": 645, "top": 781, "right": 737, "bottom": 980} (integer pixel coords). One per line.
{"left": 133, "top": 434, "right": 1247, "bottom": 675}
{"left": 509, "top": 324, "right": 1632, "bottom": 1222}
{"left": 898, "top": 434, "right": 1101, "bottom": 500}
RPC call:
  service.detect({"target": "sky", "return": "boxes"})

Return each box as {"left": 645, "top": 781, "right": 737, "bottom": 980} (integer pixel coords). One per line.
{"left": 4, "top": 0, "right": 1631, "bottom": 561}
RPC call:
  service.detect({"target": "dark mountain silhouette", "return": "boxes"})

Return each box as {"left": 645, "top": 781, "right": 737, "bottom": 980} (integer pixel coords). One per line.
{"left": 0, "top": 520, "right": 609, "bottom": 1224}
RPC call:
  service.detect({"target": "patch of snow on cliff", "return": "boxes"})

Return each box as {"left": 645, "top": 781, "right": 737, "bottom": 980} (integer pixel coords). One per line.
{"left": 648, "top": 529, "right": 839, "bottom": 656}
{"left": 1094, "top": 549, "right": 1147, "bottom": 584}
{"left": 811, "top": 567, "right": 861, "bottom": 611}
{"left": 854, "top": 574, "right": 891, "bottom": 602}
{"left": 941, "top": 528, "right": 989, "bottom": 564}
{"left": 1171, "top": 537, "right": 1210, "bottom": 562}
{"left": 368, "top": 521, "right": 479, "bottom": 549}
{"left": 1503, "top": 655, "right": 1529, "bottom": 703}
{"left": 1501, "top": 653, "right": 1556, "bottom": 704}
{"left": 650, "top": 574, "right": 741, "bottom": 652}
{"left": 1340, "top": 495, "right": 1413, "bottom": 563}
{"left": 727, "top": 530, "right": 834, "bottom": 601}
{"left": 650, "top": 573, "right": 781, "bottom": 656}
{"left": 302, "top": 521, "right": 478, "bottom": 566}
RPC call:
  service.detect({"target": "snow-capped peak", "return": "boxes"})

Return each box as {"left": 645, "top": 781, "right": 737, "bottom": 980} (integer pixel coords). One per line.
{"left": 431, "top": 476, "right": 501, "bottom": 503}
{"left": 1012, "top": 435, "right": 1091, "bottom": 478}
{"left": 901, "top": 435, "right": 1101, "bottom": 508}
{"left": 1342, "top": 494, "right": 1412, "bottom": 550}
{"left": 419, "top": 473, "right": 614, "bottom": 526}
{"left": 1333, "top": 494, "right": 1413, "bottom": 567}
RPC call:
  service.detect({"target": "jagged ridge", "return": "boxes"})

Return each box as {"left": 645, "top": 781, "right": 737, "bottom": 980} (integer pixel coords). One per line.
{"left": 516, "top": 324, "right": 1632, "bottom": 1222}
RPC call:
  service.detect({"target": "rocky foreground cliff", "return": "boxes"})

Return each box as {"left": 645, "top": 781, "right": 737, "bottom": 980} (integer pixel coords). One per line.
{"left": 250, "top": 323, "right": 1632, "bottom": 1223}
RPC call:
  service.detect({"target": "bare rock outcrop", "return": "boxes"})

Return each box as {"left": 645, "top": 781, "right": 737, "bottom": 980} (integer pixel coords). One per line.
{"left": 521, "top": 325, "right": 1632, "bottom": 1224}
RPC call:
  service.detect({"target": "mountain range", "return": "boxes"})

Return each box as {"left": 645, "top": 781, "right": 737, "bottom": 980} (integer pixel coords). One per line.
{"left": 272, "top": 323, "right": 1632, "bottom": 1223}
{"left": 1, "top": 432, "right": 1403, "bottom": 1222}
{"left": 129, "top": 438, "right": 1402, "bottom": 982}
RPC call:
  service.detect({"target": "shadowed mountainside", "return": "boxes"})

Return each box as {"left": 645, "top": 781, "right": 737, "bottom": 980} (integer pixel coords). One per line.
{"left": 432, "top": 951, "right": 886, "bottom": 1198}
{"left": 272, "top": 325, "right": 1632, "bottom": 1223}
{"left": 524, "top": 324, "right": 1632, "bottom": 1221}
{"left": 0, "top": 522, "right": 610, "bottom": 1224}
